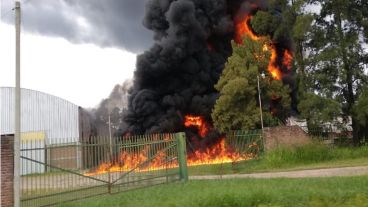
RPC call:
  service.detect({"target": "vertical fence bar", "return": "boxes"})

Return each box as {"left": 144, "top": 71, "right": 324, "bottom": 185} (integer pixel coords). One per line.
{"left": 175, "top": 132, "right": 188, "bottom": 182}
{"left": 108, "top": 136, "right": 112, "bottom": 193}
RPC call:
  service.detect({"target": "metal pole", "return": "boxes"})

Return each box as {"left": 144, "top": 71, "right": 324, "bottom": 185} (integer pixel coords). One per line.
{"left": 176, "top": 132, "right": 188, "bottom": 182}
{"left": 108, "top": 115, "right": 113, "bottom": 156}
{"left": 257, "top": 75, "right": 266, "bottom": 153}
{"left": 257, "top": 75, "right": 264, "bottom": 130}
{"left": 14, "top": 1, "right": 21, "bottom": 207}
{"left": 108, "top": 115, "right": 112, "bottom": 193}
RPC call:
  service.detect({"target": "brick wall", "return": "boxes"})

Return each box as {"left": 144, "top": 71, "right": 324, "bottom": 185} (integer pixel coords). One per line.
{"left": 49, "top": 145, "right": 79, "bottom": 169}
{"left": 1, "top": 135, "right": 14, "bottom": 207}
{"left": 263, "top": 126, "right": 311, "bottom": 151}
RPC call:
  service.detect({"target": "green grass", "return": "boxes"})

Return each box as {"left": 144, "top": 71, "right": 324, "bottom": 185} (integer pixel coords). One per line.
{"left": 188, "top": 144, "right": 368, "bottom": 175}
{"left": 263, "top": 143, "right": 368, "bottom": 166}
{"left": 59, "top": 176, "right": 368, "bottom": 207}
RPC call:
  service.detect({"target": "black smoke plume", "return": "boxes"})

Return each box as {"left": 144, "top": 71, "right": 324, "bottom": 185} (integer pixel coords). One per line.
{"left": 121, "top": 0, "right": 294, "bottom": 145}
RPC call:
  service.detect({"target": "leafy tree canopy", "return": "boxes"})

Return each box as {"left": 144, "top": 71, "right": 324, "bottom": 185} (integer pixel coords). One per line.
{"left": 212, "top": 37, "right": 290, "bottom": 132}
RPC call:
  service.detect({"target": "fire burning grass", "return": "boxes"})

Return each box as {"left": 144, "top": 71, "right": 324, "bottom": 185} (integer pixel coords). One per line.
{"left": 85, "top": 138, "right": 258, "bottom": 176}
{"left": 187, "top": 139, "right": 256, "bottom": 166}
{"left": 85, "top": 116, "right": 260, "bottom": 176}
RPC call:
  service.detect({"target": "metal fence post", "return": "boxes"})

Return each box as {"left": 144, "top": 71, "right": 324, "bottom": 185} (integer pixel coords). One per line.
{"left": 175, "top": 132, "right": 188, "bottom": 182}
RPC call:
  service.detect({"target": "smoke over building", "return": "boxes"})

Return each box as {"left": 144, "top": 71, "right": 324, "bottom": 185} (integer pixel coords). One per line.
{"left": 121, "top": 0, "right": 294, "bottom": 137}
{"left": 92, "top": 79, "right": 133, "bottom": 136}
{"left": 88, "top": 0, "right": 297, "bottom": 172}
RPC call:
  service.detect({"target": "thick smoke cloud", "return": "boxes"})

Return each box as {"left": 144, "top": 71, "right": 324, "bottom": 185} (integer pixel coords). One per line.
{"left": 1, "top": 0, "right": 153, "bottom": 53}
{"left": 123, "top": 0, "right": 271, "bottom": 139}
{"left": 122, "top": 0, "right": 295, "bottom": 143}
{"left": 92, "top": 79, "right": 133, "bottom": 136}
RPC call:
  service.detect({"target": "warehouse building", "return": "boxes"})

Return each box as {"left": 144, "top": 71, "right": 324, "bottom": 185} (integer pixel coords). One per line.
{"left": 0, "top": 87, "right": 94, "bottom": 174}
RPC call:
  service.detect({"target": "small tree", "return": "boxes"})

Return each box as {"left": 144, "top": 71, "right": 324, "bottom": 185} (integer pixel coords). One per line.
{"left": 298, "top": 93, "right": 341, "bottom": 127}
{"left": 212, "top": 37, "right": 290, "bottom": 132}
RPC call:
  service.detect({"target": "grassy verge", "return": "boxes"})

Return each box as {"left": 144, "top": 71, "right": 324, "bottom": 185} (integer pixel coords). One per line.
{"left": 188, "top": 144, "right": 368, "bottom": 175}
{"left": 59, "top": 176, "right": 368, "bottom": 207}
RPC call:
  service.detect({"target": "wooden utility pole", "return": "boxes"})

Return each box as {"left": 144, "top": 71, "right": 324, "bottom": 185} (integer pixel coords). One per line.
{"left": 14, "top": 1, "right": 21, "bottom": 207}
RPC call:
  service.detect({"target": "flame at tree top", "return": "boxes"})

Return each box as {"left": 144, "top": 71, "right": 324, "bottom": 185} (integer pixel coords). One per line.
{"left": 235, "top": 15, "right": 293, "bottom": 81}
{"left": 235, "top": 15, "right": 260, "bottom": 42}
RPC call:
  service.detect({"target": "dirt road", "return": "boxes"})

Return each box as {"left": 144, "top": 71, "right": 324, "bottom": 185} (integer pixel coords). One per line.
{"left": 190, "top": 166, "right": 368, "bottom": 180}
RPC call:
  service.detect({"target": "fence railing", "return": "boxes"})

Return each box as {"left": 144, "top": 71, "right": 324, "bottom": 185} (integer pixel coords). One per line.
{"left": 226, "top": 129, "right": 264, "bottom": 155}
{"left": 186, "top": 130, "right": 263, "bottom": 176}
{"left": 304, "top": 126, "right": 353, "bottom": 145}
{"left": 20, "top": 132, "right": 187, "bottom": 207}
{"left": 19, "top": 130, "right": 263, "bottom": 206}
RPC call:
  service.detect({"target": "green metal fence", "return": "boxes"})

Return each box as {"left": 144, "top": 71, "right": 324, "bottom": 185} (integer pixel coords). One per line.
{"left": 226, "top": 130, "right": 264, "bottom": 156}
{"left": 20, "top": 132, "right": 187, "bottom": 207}
{"left": 19, "top": 130, "right": 263, "bottom": 206}
{"left": 186, "top": 130, "right": 263, "bottom": 176}
{"left": 305, "top": 125, "right": 353, "bottom": 145}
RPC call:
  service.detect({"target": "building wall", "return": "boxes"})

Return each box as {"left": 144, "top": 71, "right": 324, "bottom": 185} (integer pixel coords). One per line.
{"left": 20, "top": 135, "right": 46, "bottom": 175}
{"left": 1, "top": 87, "right": 83, "bottom": 175}
{"left": 1, "top": 87, "right": 79, "bottom": 144}
{"left": 0, "top": 135, "right": 14, "bottom": 207}
{"left": 263, "top": 126, "right": 311, "bottom": 151}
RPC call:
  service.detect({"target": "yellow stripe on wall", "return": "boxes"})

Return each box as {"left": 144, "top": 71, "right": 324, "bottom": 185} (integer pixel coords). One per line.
{"left": 21, "top": 131, "right": 46, "bottom": 141}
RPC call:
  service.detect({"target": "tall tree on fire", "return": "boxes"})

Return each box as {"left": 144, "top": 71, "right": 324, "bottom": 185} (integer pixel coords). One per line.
{"left": 212, "top": 36, "right": 290, "bottom": 132}
{"left": 304, "top": 0, "right": 368, "bottom": 145}
{"left": 212, "top": 0, "right": 295, "bottom": 132}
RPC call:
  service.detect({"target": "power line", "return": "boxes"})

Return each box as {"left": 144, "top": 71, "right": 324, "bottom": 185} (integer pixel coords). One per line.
{"left": 23, "top": 0, "right": 33, "bottom": 5}
{"left": 1, "top": 0, "right": 33, "bottom": 20}
{"left": 0, "top": 7, "right": 14, "bottom": 20}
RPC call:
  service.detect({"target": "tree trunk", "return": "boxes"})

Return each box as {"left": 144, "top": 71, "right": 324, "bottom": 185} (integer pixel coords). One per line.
{"left": 336, "top": 11, "right": 360, "bottom": 145}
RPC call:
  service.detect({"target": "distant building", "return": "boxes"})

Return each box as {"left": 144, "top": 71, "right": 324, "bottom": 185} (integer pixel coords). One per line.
{"left": 0, "top": 87, "right": 93, "bottom": 174}
{"left": 287, "top": 116, "right": 353, "bottom": 142}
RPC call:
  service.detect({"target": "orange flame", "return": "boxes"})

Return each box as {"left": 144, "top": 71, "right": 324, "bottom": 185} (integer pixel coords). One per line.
{"left": 84, "top": 115, "right": 259, "bottom": 176}
{"left": 235, "top": 15, "right": 292, "bottom": 81}
{"left": 84, "top": 146, "right": 170, "bottom": 176}
{"left": 282, "top": 49, "right": 293, "bottom": 70}
{"left": 268, "top": 45, "right": 282, "bottom": 80}
{"left": 188, "top": 139, "right": 255, "bottom": 166}
{"left": 85, "top": 138, "right": 257, "bottom": 176}
{"left": 235, "top": 15, "right": 260, "bottom": 43}
{"left": 184, "top": 115, "right": 209, "bottom": 138}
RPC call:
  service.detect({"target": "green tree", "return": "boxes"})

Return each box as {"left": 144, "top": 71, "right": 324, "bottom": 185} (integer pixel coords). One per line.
{"left": 287, "top": 0, "right": 314, "bottom": 93}
{"left": 252, "top": 0, "right": 314, "bottom": 111}
{"left": 306, "top": 0, "right": 368, "bottom": 145}
{"left": 354, "top": 88, "right": 368, "bottom": 142}
{"left": 298, "top": 93, "right": 341, "bottom": 126}
{"left": 212, "top": 37, "right": 290, "bottom": 132}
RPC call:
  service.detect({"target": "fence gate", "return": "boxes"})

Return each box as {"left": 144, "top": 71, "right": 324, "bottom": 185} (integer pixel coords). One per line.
{"left": 20, "top": 132, "right": 187, "bottom": 207}
{"left": 226, "top": 130, "right": 264, "bottom": 158}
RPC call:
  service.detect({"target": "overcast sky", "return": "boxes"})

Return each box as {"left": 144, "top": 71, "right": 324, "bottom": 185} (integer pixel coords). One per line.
{"left": 0, "top": 0, "right": 153, "bottom": 108}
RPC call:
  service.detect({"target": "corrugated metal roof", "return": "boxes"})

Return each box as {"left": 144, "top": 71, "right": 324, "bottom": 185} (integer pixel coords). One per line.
{"left": 1, "top": 87, "right": 80, "bottom": 144}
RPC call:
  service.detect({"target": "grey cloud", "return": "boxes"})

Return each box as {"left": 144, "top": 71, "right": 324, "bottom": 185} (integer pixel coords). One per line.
{"left": 1, "top": 0, "right": 153, "bottom": 53}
